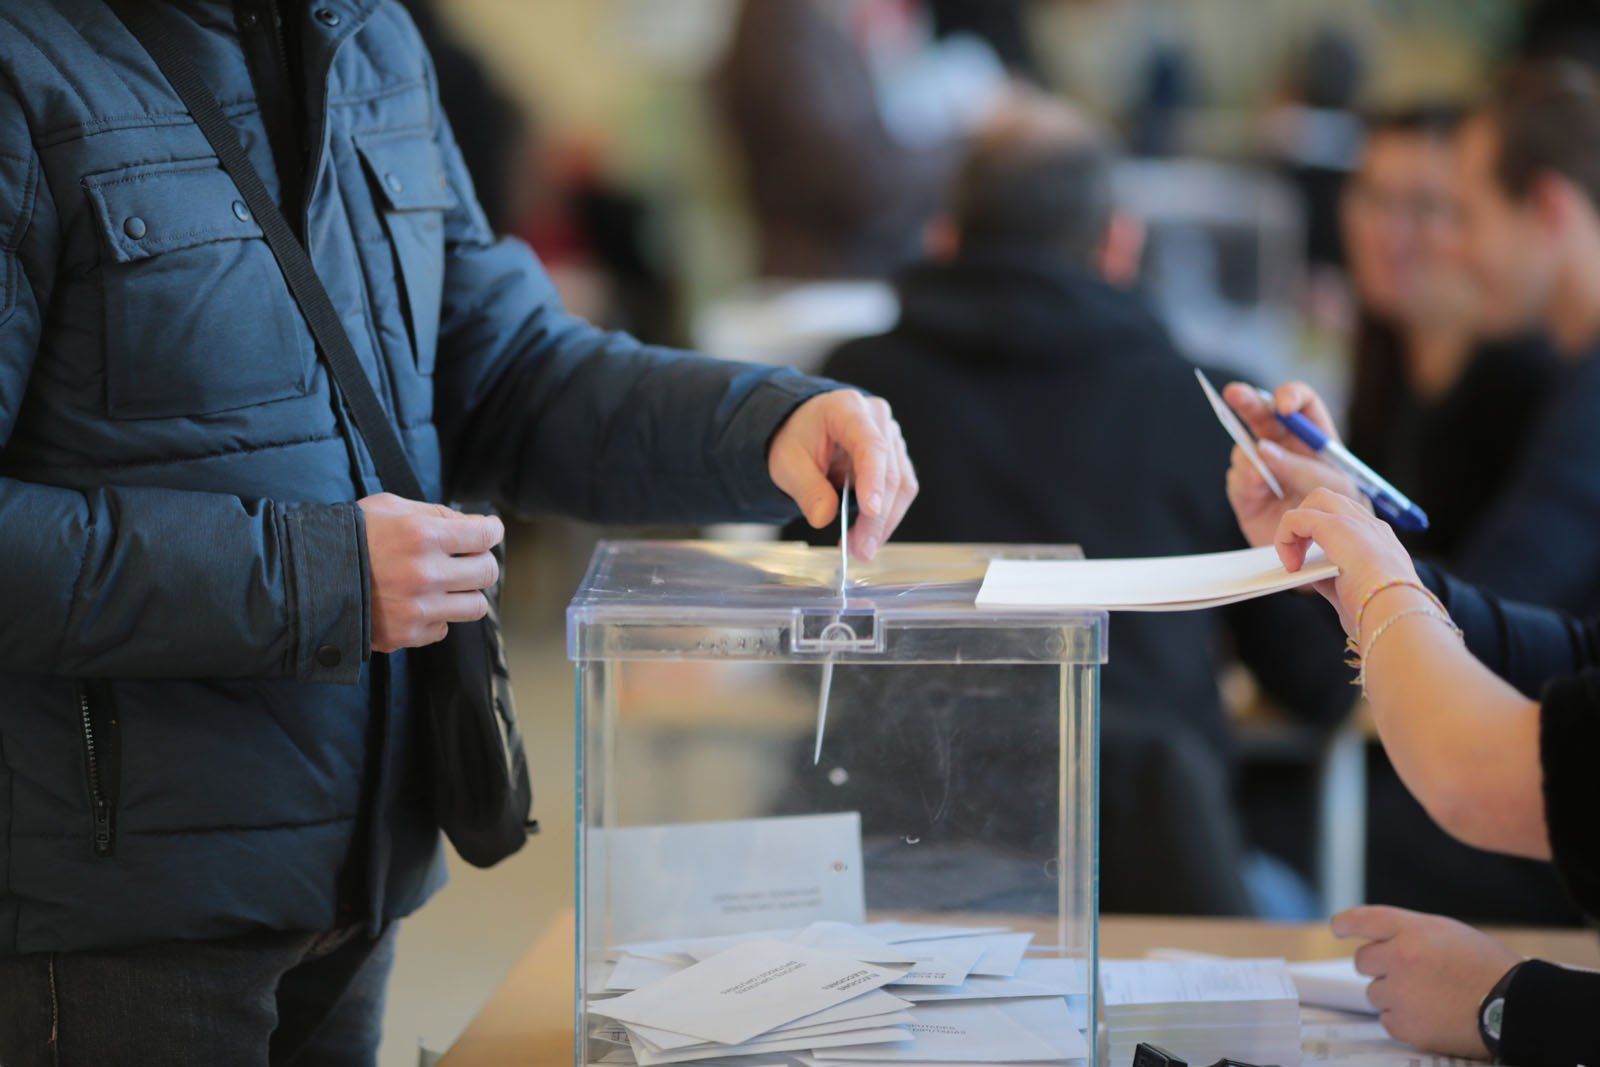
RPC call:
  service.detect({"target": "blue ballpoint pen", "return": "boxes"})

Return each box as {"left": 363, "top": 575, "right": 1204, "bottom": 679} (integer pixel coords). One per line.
{"left": 1254, "top": 387, "right": 1430, "bottom": 533}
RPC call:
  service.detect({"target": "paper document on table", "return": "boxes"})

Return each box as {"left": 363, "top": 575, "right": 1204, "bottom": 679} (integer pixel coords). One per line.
{"left": 1288, "top": 958, "right": 1374, "bottom": 1015}
{"left": 976, "top": 545, "right": 1337, "bottom": 612}
{"left": 590, "top": 813, "right": 865, "bottom": 944}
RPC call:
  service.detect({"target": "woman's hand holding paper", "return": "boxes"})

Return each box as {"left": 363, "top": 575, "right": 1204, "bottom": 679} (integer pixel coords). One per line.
{"left": 1274, "top": 488, "right": 1421, "bottom": 638}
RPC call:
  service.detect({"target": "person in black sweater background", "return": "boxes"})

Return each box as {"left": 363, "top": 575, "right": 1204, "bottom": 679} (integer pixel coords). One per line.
{"left": 789, "top": 98, "right": 1353, "bottom": 915}
{"left": 1339, "top": 105, "right": 1574, "bottom": 925}
{"left": 1222, "top": 65, "right": 1600, "bottom": 1063}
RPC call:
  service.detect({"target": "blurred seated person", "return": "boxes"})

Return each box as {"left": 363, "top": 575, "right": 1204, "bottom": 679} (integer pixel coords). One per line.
{"left": 1340, "top": 105, "right": 1574, "bottom": 925}
{"left": 789, "top": 99, "right": 1353, "bottom": 915}
{"left": 1344, "top": 107, "right": 1562, "bottom": 595}
{"left": 713, "top": 0, "right": 1010, "bottom": 279}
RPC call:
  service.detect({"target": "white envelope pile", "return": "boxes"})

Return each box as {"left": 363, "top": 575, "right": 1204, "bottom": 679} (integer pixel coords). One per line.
{"left": 1100, "top": 958, "right": 1303, "bottom": 1067}
{"left": 588, "top": 920, "right": 1091, "bottom": 1065}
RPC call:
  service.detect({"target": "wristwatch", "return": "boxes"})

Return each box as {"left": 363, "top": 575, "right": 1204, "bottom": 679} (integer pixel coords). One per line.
{"left": 1478, "top": 961, "right": 1526, "bottom": 1060}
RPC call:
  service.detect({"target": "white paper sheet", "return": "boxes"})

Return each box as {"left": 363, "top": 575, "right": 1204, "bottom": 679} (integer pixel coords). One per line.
{"left": 634, "top": 1012, "right": 915, "bottom": 1056}
{"left": 1101, "top": 958, "right": 1299, "bottom": 1006}
{"left": 608, "top": 953, "right": 694, "bottom": 992}
{"left": 902, "top": 958, "right": 1090, "bottom": 1002}
{"left": 1196, "top": 368, "right": 1284, "bottom": 498}
{"left": 628, "top": 992, "right": 914, "bottom": 1053}
{"left": 632, "top": 1025, "right": 911, "bottom": 1066}
{"left": 590, "top": 939, "right": 908, "bottom": 1047}
{"left": 860, "top": 922, "right": 1007, "bottom": 944}
{"left": 976, "top": 545, "right": 1337, "bottom": 612}
{"left": 1288, "top": 958, "right": 1375, "bottom": 1015}
{"left": 590, "top": 814, "right": 866, "bottom": 944}
{"left": 812, "top": 999, "right": 1089, "bottom": 1062}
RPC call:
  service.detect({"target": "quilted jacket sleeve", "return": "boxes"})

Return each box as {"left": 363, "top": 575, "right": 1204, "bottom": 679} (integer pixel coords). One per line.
{"left": 424, "top": 70, "right": 835, "bottom": 525}
{"left": 0, "top": 86, "right": 367, "bottom": 685}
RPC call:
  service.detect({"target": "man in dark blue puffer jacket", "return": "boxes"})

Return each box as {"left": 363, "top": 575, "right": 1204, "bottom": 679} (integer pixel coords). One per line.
{"left": 0, "top": 2, "right": 917, "bottom": 1062}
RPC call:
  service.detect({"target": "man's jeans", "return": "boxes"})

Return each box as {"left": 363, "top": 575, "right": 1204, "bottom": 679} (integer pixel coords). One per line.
{"left": 0, "top": 922, "right": 397, "bottom": 1067}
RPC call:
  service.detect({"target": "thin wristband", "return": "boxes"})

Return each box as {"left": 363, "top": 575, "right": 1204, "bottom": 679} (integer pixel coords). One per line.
{"left": 1354, "top": 607, "right": 1463, "bottom": 697}
{"left": 1355, "top": 578, "right": 1447, "bottom": 639}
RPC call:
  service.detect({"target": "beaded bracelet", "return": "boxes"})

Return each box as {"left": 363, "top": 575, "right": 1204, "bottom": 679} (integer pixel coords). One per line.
{"left": 1348, "top": 607, "right": 1464, "bottom": 697}
{"left": 1354, "top": 579, "right": 1448, "bottom": 639}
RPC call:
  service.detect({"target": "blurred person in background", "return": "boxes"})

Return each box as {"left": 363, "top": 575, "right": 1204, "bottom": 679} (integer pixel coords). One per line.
{"left": 791, "top": 97, "right": 1353, "bottom": 917}
{"left": 1340, "top": 104, "right": 1574, "bottom": 926}
{"left": 713, "top": 0, "right": 1012, "bottom": 279}
{"left": 1243, "top": 63, "right": 1600, "bottom": 615}
{"left": 1266, "top": 23, "right": 1370, "bottom": 274}
{"left": 1344, "top": 105, "right": 1559, "bottom": 575}
{"left": 1219, "top": 65, "right": 1600, "bottom": 1059}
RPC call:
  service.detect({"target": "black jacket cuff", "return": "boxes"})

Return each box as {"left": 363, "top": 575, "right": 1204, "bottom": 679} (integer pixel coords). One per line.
{"left": 1501, "top": 957, "right": 1600, "bottom": 1066}
{"left": 281, "top": 501, "right": 369, "bottom": 685}
{"left": 725, "top": 367, "right": 844, "bottom": 523}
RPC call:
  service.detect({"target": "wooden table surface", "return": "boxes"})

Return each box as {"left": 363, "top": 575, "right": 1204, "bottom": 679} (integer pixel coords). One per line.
{"left": 438, "top": 910, "right": 1600, "bottom": 1066}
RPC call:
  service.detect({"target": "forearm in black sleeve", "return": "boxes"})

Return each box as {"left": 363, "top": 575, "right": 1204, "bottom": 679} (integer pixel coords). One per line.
{"left": 1536, "top": 670, "right": 1600, "bottom": 916}
{"left": 1417, "top": 561, "right": 1600, "bottom": 698}
{"left": 1500, "top": 958, "right": 1600, "bottom": 1067}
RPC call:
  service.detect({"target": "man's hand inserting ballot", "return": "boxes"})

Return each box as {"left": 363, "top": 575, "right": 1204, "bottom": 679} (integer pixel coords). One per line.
{"left": 769, "top": 390, "right": 918, "bottom": 561}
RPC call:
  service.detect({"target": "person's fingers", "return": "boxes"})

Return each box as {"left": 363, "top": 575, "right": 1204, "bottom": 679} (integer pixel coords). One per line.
{"left": 433, "top": 550, "right": 500, "bottom": 593}
{"left": 1274, "top": 380, "right": 1339, "bottom": 437}
{"left": 1332, "top": 904, "right": 1411, "bottom": 942}
{"left": 1353, "top": 940, "right": 1393, "bottom": 979}
{"left": 1273, "top": 508, "right": 1326, "bottom": 572}
{"left": 1302, "top": 486, "right": 1373, "bottom": 520}
{"left": 1365, "top": 974, "right": 1393, "bottom": 1014}
{"left": 431, "top": 512, "right": 505, "bottom": 555}
{"left": 826, "top": 394, "right": 892, "bottom": 519}
{"left": 770, "top": 439, "right": 840, "bottom": 529}
{"left": 1223, "top": 382, "right": 1304, "bottom": 451}
{"left": 881, "top": 422, "right": 918, "bottom": 543}
{"left": 433, "top": 591, "right": 492, "bottom": 625}
{"left": 848, "top": 400, "right": 901, "bottom": 559}
{"left": 1257, "top": 439, "right": 1343, "bottom": 496}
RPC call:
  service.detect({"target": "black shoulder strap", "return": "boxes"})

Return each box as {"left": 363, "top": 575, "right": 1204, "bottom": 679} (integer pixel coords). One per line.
{"left": 107, "top": 0, "right": 427, "bottom": 502}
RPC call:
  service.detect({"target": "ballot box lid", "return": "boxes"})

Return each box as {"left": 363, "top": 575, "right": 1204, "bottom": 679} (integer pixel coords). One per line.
{"left": 566, "top": 540, "right": 1106, "bottom": 664}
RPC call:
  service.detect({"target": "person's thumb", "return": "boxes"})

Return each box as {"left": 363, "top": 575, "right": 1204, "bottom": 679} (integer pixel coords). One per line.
{"left": 769, "top": 442, "right": 839, "bottom": 528}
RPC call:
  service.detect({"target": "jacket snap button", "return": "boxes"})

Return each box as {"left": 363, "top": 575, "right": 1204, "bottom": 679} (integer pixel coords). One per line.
{"left": 232, "top": 200, "right": 250, "bottom": 222}
{"left": 314, "top": 8, "right": 341, "bottom": 27}
{"left": 123, "top": 216, "right": 147, "bottom": 239}
{"left": 315, "top": 644, "right": 342, "bottom": 668}
{"left": 384, "top": 172, "right": 403, "bottom": 195}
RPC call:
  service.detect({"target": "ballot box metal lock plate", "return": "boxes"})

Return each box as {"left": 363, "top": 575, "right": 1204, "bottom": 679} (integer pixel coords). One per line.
{"left": 790, "top": 607, "right": 884, "bottom": 655}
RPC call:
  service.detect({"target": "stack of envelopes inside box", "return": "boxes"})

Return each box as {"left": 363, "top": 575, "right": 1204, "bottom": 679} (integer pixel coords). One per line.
{"left": 589, "top": 920, "right": 1090, "bottom": 1065}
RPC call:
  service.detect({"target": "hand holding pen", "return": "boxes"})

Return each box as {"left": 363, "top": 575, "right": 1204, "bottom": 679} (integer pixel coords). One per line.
{"left": 1220, "top": 380, "right": 1427, "bottom": 549}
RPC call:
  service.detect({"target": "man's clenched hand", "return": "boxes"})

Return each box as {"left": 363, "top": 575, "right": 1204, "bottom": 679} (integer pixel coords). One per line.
{"left": 358, "top": 493, "right": 505, "bottom": 653}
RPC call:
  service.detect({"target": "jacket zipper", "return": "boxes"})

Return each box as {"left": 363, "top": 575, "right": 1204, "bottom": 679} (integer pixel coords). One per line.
{"left": 77, "top": 684, "right": 115, "bottom": 858}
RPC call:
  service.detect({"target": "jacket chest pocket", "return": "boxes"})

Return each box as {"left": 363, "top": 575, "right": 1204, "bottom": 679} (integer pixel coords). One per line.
{"left": 355, "top": 132, "right": 452, "bottom": 376}
{"left": 84, "top": 158, "right": 312, "bottom": 420}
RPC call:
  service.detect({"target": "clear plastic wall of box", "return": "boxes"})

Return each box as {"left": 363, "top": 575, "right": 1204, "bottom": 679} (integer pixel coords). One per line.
{"left": 568, "top": 542, "right": 1106, "bottom": 1067}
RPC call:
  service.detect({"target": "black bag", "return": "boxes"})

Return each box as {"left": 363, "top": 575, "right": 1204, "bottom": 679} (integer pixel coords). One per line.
{"left": 108, "top": 0, "right": 535, "bottom": 868}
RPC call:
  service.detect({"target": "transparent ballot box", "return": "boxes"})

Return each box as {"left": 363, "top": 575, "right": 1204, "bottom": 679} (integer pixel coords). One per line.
{"left": 569, "top": 541, "right": 1106, "bottom": 1067}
